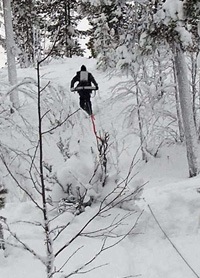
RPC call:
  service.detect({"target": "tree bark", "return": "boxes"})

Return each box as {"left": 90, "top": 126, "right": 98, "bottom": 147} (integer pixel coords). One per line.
{"left": 174, "top": 46, "right": 199, "bottom": 177}
{"left": 135, "top": 84, "right": 148, "bottom": 162}
{"left": 172, "top": 59, "right": 184, "bottom": 142}
{"left": 190, "top": 52, "right": 198, "bottom": 129}
{"left": 3, "top": 0, "right": 19, "bottom": 109}
{"left": 37, "top": 61, "right": 54, "bottom": 277}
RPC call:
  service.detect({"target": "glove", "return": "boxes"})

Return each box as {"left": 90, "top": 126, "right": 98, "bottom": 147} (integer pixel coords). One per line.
{"left": 70, "top": 87, "right": 74, "bottom": 92}
{"left": 95, "top": 85, "right": 99, "bottom": 90}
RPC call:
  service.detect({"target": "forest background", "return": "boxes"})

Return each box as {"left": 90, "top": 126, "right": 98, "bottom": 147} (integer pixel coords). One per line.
{"left": 0, "top": 1, "right": 200, "bottom": 278}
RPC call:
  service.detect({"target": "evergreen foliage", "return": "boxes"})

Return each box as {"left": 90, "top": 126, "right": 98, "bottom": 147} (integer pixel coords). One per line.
{"left": 45, "top": 0, "right": 84, "bottom": 58}
{"left": 143, "top": 0, "right": 200, "bottom": 51}
{"left": 12, "top": 0, "right": 45, "bottom": 67}
{"left": 0, "top": 186, "right": 7, "bottom": 209}
{"left": 78, "top": 1, "right": 98, "bottom": 58}
{"left": 183, "top": 0, "right": 200, "bottom": 51}
{"left": 11, "top": 0, "right": 85, "bottom": 64}
{"left": 80, "top": 0, "right": 127, "bottom": 68}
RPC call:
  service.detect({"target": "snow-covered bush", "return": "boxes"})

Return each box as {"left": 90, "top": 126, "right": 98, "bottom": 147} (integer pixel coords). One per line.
{"left": 50, "top": 154, "right": 99, "bottom": 214}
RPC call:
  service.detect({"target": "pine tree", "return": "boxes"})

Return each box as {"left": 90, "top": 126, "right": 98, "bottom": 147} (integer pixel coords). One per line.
{"left": 46, "top": 0, "right": 84, "bottom": 58}
{"left": 12, "top": 0, "right": 45, "bottom": 67}
{"left": 91, "top": 1, "right": 149, "bottom": 70}
{"left": 78, "top": 1, "right": 99, "bottom": 58}
{"left": 81, "top": 0, "right": 127, "bottom": 68}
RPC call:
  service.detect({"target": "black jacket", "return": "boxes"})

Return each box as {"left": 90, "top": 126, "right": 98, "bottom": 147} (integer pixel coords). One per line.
{"left": 71, "top": 71, "right": 98, "bottom": 89}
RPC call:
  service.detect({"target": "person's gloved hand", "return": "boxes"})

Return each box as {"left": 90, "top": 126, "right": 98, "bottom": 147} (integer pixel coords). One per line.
{"left": 96, "top": 85, "right": 99, "bottom": 90}
{"left": 70, "top": 87, "right": 74, "bottom": 92}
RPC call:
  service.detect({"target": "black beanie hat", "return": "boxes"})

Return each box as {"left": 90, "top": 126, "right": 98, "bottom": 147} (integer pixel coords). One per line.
{"left": 81, "top": 65, "right": 86, "bottom": 71}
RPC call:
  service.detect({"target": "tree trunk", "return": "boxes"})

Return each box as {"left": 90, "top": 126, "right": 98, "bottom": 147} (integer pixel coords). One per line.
{"left": 172, "top": 59, "right": 184, "bottom": 142}
{"left": 64, "top": 0, "right": 72, "bottom": 58}
{"left": 36, "top": 61, "right": 54, "bottom": 277}
{"left": 191, "top": 52, "right": 198, "bottom": 129}
{"left": 135, "top": 84, "right": 148, "bottom": 162}
{"left": 3, "top": 0, "right": 19, "bottom": 109}
{"left": 174, "top": 46, "right": 199, "bottom": 177}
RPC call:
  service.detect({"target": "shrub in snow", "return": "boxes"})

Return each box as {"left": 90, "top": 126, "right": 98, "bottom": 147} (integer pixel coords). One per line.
{"left": 0, "top": 183, "right": 7, "bottom": 251}
{"left": 51, "top": 154, "right": 100, "bottom": 214}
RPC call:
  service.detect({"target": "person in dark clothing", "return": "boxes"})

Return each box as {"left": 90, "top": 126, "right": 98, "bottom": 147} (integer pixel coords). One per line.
{"left": 70, "top": 65, "right": 99, "bottom": 115}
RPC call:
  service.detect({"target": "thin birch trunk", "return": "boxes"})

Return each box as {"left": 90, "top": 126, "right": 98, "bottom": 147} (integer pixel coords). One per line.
{"left": 37, "top": 61, "right": 54, "bottom": 278}
{"left": 3, "top": 0, "right": 19, "bottom": 109}
{"left": 174, "top": 46, "right": 199, "bottom": 177}
{"left": 172, "top": 59, "right": 184, "bottom": 142}
{"left": 191, "top": 52, "right": 198, "bottom": 128}
{"left": 135, "top": 85, "right": 147, "bottom": 162}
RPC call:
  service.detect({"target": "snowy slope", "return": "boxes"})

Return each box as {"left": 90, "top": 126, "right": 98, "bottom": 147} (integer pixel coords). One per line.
{"left": 0, "top": 57, "right": 200, "bottom": 278}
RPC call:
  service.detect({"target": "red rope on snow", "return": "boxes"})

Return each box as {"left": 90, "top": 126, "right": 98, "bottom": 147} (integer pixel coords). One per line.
{"left": 90, "top": 114, "right": 102, "bottom": 141}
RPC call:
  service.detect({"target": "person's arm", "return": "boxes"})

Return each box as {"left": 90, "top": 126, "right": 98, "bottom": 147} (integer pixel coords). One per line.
{"left": 70, "top": 73, "right": 79, "bottom": 88}
{"left": 89, "top": 73, "right": 99, "bottom": 90}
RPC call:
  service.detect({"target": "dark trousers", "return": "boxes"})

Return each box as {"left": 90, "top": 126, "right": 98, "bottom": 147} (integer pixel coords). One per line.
{"left": 79, "top": 91, "right": 93, "bottom": 115}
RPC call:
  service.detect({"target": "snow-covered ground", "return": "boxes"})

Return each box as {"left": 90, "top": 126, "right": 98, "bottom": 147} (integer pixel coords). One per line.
{"left": 0, "top": 57, "right": 200, "bottom": 278}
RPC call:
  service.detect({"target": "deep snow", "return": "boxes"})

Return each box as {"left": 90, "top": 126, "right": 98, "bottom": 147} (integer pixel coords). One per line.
{"left": 0, "top": 56, "right": 200, "bottom": 278}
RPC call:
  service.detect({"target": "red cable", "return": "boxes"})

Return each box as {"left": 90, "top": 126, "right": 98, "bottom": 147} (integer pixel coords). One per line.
{"left": 90, "top": 115, "right": 101, "bottom": 141}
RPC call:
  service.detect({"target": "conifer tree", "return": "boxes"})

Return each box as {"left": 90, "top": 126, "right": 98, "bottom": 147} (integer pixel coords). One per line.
{"left": 45, "top": 0, "right": 84, "bottom": 58}
{"left": 84, "top": 0, "right": 126, "bottom": 68}
{"left": 11, "top": 0, "right": 45, "bottom": 67}
{"left": 78, "top": 1, "right": 99, "bottom": 58}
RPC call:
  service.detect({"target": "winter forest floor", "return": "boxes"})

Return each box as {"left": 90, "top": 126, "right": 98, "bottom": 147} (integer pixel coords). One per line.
{"left": 1, "top": 57, "right": 200, "bottom": 278}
